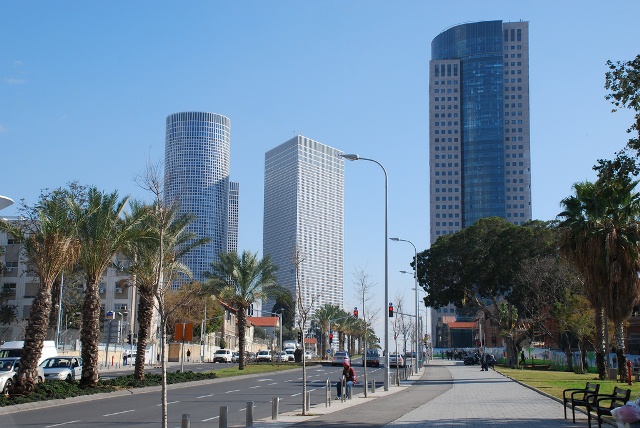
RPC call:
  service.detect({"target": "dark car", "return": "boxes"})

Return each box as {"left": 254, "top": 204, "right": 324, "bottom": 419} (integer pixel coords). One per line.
{"left": 463, "top": 354, "right": 480, "bottom": 365}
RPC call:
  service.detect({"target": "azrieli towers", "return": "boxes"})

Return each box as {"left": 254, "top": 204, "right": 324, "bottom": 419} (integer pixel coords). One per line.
{"left": 164, "top": 112, "right": 238, "bottom": 284}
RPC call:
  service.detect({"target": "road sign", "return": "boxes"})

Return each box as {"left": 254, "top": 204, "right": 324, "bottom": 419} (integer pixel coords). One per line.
{"left": 105, "top": 311, "right": 115, "bottom": 320}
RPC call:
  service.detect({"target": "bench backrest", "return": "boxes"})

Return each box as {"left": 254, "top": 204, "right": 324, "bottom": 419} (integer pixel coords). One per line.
{"left": 613, "top": 387, "right": 631, "bottom": 402}
{"left": 585, "top": 382, "right": 600, "bottom": 393}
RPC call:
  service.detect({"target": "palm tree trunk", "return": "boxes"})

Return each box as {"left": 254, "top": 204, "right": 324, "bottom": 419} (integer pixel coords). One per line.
{"left": 594, "top": 305, "right": 607, "bottom": 380}
{"left": 134, "top": 288, "right": 154, "bottom": 380}
{"left": 47, "top": 276, "right": 62, "bottom": 340}
{"left": 15, "top": 280, "right": 52, "bottom": 394}
{"left": 615, "top": 322, "right": 627, "bottom": 382}
{"left": 237, "top": 305, "right": 246, "bottom": 370}
{"left": 80, "top": 280, "right": 101, "bottom": 388}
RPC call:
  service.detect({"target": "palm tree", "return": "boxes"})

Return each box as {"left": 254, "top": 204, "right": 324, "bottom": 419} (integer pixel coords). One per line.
{"left": 312, "top": 304, "right": 343, "bottom": 357}
{"left": 559, "top": 173, "right": 640, "bottom": 380}
{"left": 123, "top": 201, "right": 205, "bottom": 381}
{"left": 0, "top": 190, "right": 80, "bottom": 393}
{"left": 205, "top": 251, "right": 279, "bottom": 370}
{"left": 71, "top": 187, "right": 145, "bottom": 388}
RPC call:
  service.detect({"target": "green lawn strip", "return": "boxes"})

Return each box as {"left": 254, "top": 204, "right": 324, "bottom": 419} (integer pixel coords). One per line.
{"left": 0, "top": 362, "right": 318, "bottom": 406}
{"left": 496, "top": 366, "right": 640, "bottom": 401}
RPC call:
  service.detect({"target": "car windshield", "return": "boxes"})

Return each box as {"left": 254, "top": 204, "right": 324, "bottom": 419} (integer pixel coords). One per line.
{"left": 335, "top": 352, "right": 347, "bottom": 357}
{"left": 0, "top": 360, "right": 14, "bottom": 371}
{"left": 214, "top": 350, "right": 227, "bottom": 355}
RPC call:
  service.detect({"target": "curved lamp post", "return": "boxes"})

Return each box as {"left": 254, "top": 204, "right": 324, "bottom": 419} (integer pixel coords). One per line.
{"left": 341, "top": 153, "right": 390, "bottom": 391}
{"left": 390, "top": 238, "right": 420, "bottom": 371}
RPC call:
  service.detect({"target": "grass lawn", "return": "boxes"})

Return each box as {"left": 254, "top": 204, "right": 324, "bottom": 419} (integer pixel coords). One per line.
{"left": 495, "top": 366, "right": 640, "bottom": 401}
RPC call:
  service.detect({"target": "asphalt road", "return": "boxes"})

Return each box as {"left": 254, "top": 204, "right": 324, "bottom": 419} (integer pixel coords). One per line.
{"left": 0, "top": 358, "right": 389, "bottom": 427}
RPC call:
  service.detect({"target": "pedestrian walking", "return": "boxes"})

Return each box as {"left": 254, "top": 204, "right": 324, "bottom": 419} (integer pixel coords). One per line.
{"left": 187, "top": 349, "right": 191, "bottom": 362}
{"left": 520, "top": 351, "right": 526, "bottom": 365}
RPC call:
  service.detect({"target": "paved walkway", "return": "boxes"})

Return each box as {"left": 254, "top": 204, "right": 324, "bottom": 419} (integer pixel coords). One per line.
{"left": 255, "top": 360, "right": 590, "bottom": 428}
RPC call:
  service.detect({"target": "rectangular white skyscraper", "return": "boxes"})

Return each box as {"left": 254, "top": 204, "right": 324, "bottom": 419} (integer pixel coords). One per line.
{"left": 263, "top": 135, "right": 344, "bottom": 324}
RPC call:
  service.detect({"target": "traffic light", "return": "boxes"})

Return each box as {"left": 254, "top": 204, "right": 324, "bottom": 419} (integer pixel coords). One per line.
{"left": 329, "top": 333, "right": 333, "bottom": 344}
{"left": 127, "top": 334, "right": 132, "bottom": 345}
{"left": 388, "top": 302, "right": 394, "bottom": 317}
{"left": 353, "top": 307, "right": 358, "bottom": 319}
{"left": 297, "top": 331, "right": 302, "bottom": 343}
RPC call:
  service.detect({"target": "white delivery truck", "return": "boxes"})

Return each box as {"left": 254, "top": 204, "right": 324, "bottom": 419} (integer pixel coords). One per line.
{"left": 0, "top": 340, "right": 58, "bottom": 365}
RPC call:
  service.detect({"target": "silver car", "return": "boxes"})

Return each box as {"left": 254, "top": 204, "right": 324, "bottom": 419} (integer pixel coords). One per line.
{"left": 39, "top": 356, "right": 82, "bottom": 382}
{"left": 0, "top": 357, "right": 45, "bottom": 394}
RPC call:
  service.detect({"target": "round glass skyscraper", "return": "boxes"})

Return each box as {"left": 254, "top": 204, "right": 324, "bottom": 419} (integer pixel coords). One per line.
{"left": 165, "top": 112, "right": 231, "bottom": 283}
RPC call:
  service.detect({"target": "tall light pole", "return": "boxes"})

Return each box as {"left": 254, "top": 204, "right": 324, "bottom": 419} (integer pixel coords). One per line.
{"left": 341, "top": 153, "right": 390, "bottom": 391}
{"left": 55, "top": 273, "right": 65, "bottom": 350}
{"left": 390, "top": 237, "right": 420, "bottom": 370}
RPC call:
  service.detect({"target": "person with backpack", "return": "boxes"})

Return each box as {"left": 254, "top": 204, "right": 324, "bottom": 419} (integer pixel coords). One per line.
{"left": 336, "top": 360, "right": 357, "bottom": 399}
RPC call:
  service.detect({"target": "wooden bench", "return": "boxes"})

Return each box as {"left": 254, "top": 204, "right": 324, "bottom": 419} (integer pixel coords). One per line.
{"left": 563, "top": 382, "right": 600, "bottom": 422}
{"left": 586, "top": 386, "right": 631, "bottom": 428}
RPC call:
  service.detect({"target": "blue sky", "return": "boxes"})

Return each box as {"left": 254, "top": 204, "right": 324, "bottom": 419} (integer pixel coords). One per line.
{"left": 2, "top": 1, "right": 639, "bottom": 340}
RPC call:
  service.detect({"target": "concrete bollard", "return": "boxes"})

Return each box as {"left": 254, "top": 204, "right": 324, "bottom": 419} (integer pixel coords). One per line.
{"left": 219, "top": 406, "right": 227, "bottom": 428}
{"left": 246, "top": 401, "right": 254, "bottom": 427}
{"left": 272, "top": 397, "right": 280, "bottom": 420}
{"left": 326, "top": 378, "right": 331, "bottom": 407}
{"left": 181, "top": 413, "right": 191, "bottom": 428}
{"left": 306, "top": 391, "right": 310, "bottom": 411}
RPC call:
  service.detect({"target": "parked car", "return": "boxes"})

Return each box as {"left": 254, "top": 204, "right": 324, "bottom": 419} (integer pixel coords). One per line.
{"left": 0, "top": 358, "right": 44, "bottom": 394}
{"left": 275, "top": 351, "right": 288, "bottom": 363}
{"left": 304, "top": 350, "right": 314, "bottom": 360}
{"left": 213, "top": 349, "right": 233, "bottom": 363}
{"left": 246, "top": 352, "right": 256, "bottom": 363}
{"left": 331, "top": 351, "right": 350, "bottom": 366}
{"left": 39, "top": 356, "right": 82, "bottom": 382}
{"left": 231, "top": 352, "right": 240, "bottom": 363}
{"left": 365, "top": 349, "right": 381, "bottom": 367}
{"left": 256, "top": 350, "right": 272, "bottom": 362}
{"left": 389, "top": 353, "right": 405, "bottom": 368}
{"left": 284, "top": 349, "right": 296, "bottom": 362}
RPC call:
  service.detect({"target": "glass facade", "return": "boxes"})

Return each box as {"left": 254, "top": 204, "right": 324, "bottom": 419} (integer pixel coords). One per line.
{"left": 429, "top": 20, "right": 531, "bottom": 243}
{"left": 263, "top": 136, "right": 344, "bottom": 324}
{"left": 165, "top": 112, "right": 231, "bottom": 283}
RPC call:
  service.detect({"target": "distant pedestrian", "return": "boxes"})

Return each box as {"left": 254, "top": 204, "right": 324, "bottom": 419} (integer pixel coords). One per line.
{"left": 612, "top": 355, "right": 618, "bottom": 368}
{"left": 520, "top": 351, "right": 526, "bottom": 365}
{"left": 157, "top": 352, "right": 160, "bottom": 363}
{"left": 187, "top": 349, "right": 191, "bottom": 362}
{"left": 123, "top": 351, "right": 128, "bottom": 366}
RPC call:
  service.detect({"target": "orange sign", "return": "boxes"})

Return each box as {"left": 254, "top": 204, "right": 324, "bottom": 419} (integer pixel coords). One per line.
{"left": 174, "top": 323, "right": 193, "bottom": 342}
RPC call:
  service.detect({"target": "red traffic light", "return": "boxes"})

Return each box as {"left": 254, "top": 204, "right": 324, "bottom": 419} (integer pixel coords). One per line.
{"left": 388, "top": 302, "right": 394, "bottom": 317}
{"left": 353, "top": 307, "right": 358, "bottom": 318}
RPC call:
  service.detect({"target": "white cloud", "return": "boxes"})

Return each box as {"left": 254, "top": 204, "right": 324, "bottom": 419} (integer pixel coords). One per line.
{"left": 4, "top": 77, "right": 26, "bottom": 84}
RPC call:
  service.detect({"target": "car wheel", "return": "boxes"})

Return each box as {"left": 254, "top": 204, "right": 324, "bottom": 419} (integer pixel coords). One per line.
{"left": 36, "top": 376, "right": 43, "bottom": 384}
{"left": 65, "top": 374, "right": 72, "bottom": 382}
{"left": 3, "top": 379, "right": 13, "bottom": 395}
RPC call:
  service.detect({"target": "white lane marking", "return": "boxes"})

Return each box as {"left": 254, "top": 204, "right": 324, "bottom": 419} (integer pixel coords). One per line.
{"left": 45, "top": 422, "right": 82, "bottom": 428}
{"left": 103, "top": 409, "right": 135, "bottom": 417}
{"left": 250, "top": 385, "right": 261, "bottom": 389}
{"left": 202, "top": 416, "right": 219, "bottom": 422}
{"left": 157, "top": 401, "right": 180, "bottom": 406}
{"left": 291, "top": 392, "right": 302, "bottom": 397}
{"left": 267, "top": 383, "right": 277, "bottom": 386}
{"left": 257, "top": 378, "right": 272, "bottom": 382}
{"left": 196, "top": 394, "right": 214, "bottom": 398}
{"left": 238, "top": 407, "right": 246, "bottom": 412}
{"left": 226, "top": 389, "right": 240, "bottom": 393}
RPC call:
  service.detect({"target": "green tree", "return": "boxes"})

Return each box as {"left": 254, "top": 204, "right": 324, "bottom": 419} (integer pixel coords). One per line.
{"left": 558, "top": 166, "right": 640, "bottom": 381}
{"left": 553, "top": 288, "right": 595, "bottom": 372}
{"left": 71, "top": 187, "right": 144, "bottom": 388}
{"left": 312, "top": 304, "right": 343, "bottom": 356}
{"left": 205, "top": 251, "right": 279, "bottom": 370}
{"left": 0, "top": 187, "right": 80, "bottom": 393}
{"left": 123, "top": 199, "right": 205, "bottom": 381}
{"left": 417, "top": 218, "right": 562, "bottom": 366}
{"left": 605, "top": 55, "right": 640, "bottom": 152}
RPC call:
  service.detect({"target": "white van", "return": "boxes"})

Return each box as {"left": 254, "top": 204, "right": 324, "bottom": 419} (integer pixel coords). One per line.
{"left": 0, "top": 340, "right": 58, "bottom": 365}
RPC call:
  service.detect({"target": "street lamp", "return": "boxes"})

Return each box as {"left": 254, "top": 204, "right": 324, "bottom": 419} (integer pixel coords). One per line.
{"left": 341, "top": 153, "right": 390, "bottom": 391}
{"left": 390, "top": 237, "right": 420, "bottom": 371}
{"left": 55, "top": 273, "right": 65, "bottom": 350}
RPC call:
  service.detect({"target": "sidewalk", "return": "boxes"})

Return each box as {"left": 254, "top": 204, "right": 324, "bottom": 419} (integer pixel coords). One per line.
{"left": 255, "top": 359, "right": 590, "bottom": 428}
